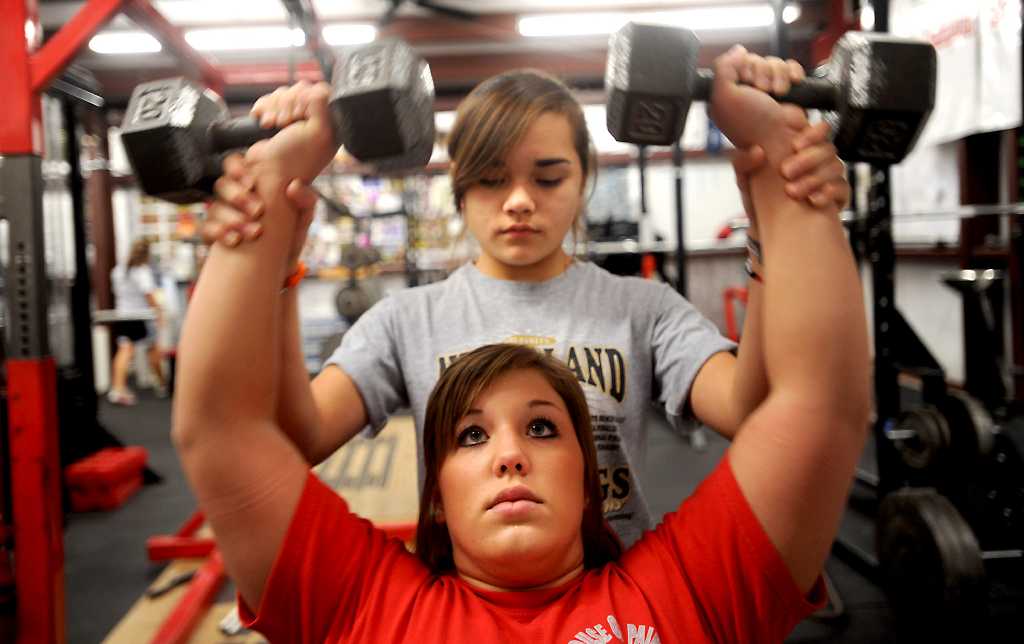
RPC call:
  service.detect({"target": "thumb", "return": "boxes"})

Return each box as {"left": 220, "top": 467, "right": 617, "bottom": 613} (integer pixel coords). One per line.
{"left": 286, "top": 179, "right": 319, "bottom": 217}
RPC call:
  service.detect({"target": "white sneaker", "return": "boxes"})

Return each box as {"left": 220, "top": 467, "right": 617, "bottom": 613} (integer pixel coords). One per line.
{"left": 107, "top": 389, "right": 137, "bottom": 406}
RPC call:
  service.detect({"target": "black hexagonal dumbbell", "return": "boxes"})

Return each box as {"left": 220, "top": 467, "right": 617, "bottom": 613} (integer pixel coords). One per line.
{"left": 120, "top": 37, "right": 436, "bottom": 204}
{"left": 605, "top": 22, "right": 937, "bottom": 165}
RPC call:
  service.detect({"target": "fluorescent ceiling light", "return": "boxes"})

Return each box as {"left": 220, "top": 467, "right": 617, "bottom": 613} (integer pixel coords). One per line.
{"left": 89, "top": 31, "right": 162, "bottom": 54}
{"left": 154, "top": 0, "right": 287, "bottom": 25}
{"left": 322, "top": 24, "right": 377, "bottom": 46}
{"left": 25, "top": 19, "right": 39, "bottom": 48}
{"left": 859, "top": 6, "right": 875, "bottom": 31}
{"left": 184, "top": 26, "right": 305, "bottom": 51}
{"left": 518, "top": 3, "right": 801, "bottom": 37}
{"left": 782, "top": 4, "right": 802, "bottom": 23}
{"left": 519, "top": 12, "right": 629, "bottom": 37}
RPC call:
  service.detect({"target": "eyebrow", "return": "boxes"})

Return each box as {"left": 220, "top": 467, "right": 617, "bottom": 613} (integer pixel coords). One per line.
{"left": 535, "top": 158, "right": 570, "bottom": 168}
{"left": 462, "top": 399, "right": 562, "bottom": 417}
{"left": 485, "top": 158, "right": 570, "bottom": 170}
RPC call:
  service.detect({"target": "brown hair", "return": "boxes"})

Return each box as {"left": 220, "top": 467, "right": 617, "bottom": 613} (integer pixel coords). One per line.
{"left": 447, "top": 69, "right": 596, "bottom": 244}
{"left": 127, "top": 238, "right": 151, "bottom": 268}
{"left": 416, "top": 343, "right": 622, "bottom": 573}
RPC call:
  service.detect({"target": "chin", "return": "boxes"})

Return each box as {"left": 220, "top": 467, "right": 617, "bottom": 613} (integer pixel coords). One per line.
{"left": 455, "top": 524, "right": 583, "bottom": 589}
{"left": 488, "top": 526, "right": 568, "bottom": 566}
{"left": 494, "top": 247, "right": 560, "bottom": 268}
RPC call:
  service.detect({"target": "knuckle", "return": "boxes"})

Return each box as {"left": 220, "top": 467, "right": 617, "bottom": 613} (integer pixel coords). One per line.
{"left": 213, "top": 176, "right": 232, "bottom": 198}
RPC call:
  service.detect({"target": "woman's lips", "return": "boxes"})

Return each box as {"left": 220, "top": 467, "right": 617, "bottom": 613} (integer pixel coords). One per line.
{"left": 500, "top": 225, "right": 539, "bottom": 238}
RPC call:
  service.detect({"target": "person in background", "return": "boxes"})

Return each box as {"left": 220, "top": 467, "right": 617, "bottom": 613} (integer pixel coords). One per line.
{"left": 108, "top": 237, "right": 167, "bottom": 405}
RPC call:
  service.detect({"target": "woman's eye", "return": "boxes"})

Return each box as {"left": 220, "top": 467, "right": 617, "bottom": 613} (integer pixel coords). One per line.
{"left": 479, "top": 176, "right": 505, "bottom": 188}
{"left": 536, "top": 177, "right": 564, "bottom": 188}
{"left": 457, "top": 426, "right": 488, "bottom": 447}
{"left": 527, "top": 418, "right": 558, "bottom": 438}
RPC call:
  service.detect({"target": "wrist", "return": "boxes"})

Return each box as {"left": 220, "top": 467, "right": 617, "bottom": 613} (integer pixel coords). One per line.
{"left": 752, "top": 115, "right": 802, "bottom": 170}
{"left": 746, "top": 235, "right": 763, "bottom": 265}
{"left": 744, "top": 256, "right": 764, "bottom": 283}
{"left": 249, "top": 163, "right": 292, "bottom": 189}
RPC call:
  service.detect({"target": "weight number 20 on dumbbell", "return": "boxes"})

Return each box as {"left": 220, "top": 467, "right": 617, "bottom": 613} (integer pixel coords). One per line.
{"left": 121, "top": 38, "right": 436, "bottom": 204}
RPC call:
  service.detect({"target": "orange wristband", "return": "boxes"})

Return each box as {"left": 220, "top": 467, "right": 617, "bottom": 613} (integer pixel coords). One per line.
{"left": 282, "top": 261, "right": 307, "bottom": 291}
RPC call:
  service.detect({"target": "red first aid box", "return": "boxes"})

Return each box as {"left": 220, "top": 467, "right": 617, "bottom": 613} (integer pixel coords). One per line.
{"left": 64, "top": 446, "right": 148, "bottom": 512}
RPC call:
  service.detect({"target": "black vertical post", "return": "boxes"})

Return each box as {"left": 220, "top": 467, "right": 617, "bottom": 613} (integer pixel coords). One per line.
{"left": 867, "top": 0, "right": 901, "bottom": 493}
{"left": 769, "top": 0, "right": 788, "bottom": 59}
{"left": 637, "top": 145, "right": 648, "bottom": 218}
{"left": 874, "top": 0, "right": 889, "bottom": 31}
{"left": 672, "top": 141, "right": 687, "bottom": 297}
{"left": 847, "top": 166, "right": 863, "bottom": 265}
{"left": 867, "top": 166, "right": 901, "bottom": 493}
{"left": 1015, "top": 0, "right": 1024, "bottom": 403}
{"left": 63, "top": 100, "right": 98, "bottom": 416}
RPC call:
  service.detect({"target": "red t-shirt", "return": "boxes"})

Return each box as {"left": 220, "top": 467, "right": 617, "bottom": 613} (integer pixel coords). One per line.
{"left": 240, "top": 457, "right": 824, "bottom": 642}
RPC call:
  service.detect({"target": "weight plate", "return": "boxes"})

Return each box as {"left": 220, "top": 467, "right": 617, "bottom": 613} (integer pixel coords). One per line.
{"left": 941, "top": 390, "right": 997, "bottom": 461}
{"left": 877, "top": 488, "right": 988, "bottom": 636}
{"left": 336, "top": 284, "right": 372, "bottom": 323}
{"left": 891, "top": 406, "right": 951, "bottom": 472}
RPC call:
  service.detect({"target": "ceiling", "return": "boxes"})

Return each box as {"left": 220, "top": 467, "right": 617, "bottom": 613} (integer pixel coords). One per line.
{"left": 35, "top": 0, "right": 835, "bottom": 109}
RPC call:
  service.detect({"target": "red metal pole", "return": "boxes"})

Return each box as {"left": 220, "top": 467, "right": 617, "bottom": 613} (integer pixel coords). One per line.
{"left": 124, "top": 0, "right": 225, "bottom": 94}
{"left": 811, "top": 0, "right": 858, "bottom": 66}
{"left": 29, "top": 0, "right": 125, "bottom": 94}
{"left": 1, "top": 0, "right": 43, "bottom": 155}
{"left": 149, "top": 551, "right": 225, "bottom": 644}
{"left": 2, "top": 2, "right": 65, "bottom": 642}
{"left": 6, "top": 361, "right": 63, "bottom": 644}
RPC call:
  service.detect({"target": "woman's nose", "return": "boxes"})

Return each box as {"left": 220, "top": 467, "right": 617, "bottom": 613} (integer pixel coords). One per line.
{"left": 492, "top": 432, "right": 530, "bottom": 476}
{"left": 502, "top": 182, "right": 535, "bottom": 215}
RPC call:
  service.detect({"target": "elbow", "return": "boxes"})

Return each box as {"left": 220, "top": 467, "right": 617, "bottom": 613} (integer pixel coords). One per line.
{"left": 170, "top": 398, "right": 227, "bottom": 455}
{"left": 170, "top": 406, "right": 202, "bottom": 454}
{"left": 831, "top": 376, "right": 872, "bottom": 443}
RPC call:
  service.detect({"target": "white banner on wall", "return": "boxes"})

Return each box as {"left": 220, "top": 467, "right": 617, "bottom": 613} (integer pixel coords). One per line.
{"left": 979, "top": 0, "right": 1022, "bottom": 131}
{"left": 890, "top": 0, "right": 1021, "bottom": 147}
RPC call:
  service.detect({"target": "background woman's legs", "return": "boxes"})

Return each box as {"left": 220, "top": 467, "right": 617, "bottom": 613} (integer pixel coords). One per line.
{"left": 109, "top": 339, "right": 137, "bottom": 405}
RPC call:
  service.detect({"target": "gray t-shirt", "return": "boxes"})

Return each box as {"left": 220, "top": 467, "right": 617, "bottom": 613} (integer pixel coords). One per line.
{"left": 326, "top": 261, "right": 735, "bottom": 546}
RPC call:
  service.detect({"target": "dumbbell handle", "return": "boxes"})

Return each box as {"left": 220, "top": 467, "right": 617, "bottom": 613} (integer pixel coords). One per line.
{"left": 694, "top": 70, "right": 837, "bottom": 111}
{"left": 208, "top": 116, "right": 284, "bottom": 153}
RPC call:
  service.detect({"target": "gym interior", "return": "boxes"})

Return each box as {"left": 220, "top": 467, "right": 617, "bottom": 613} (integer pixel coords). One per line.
{"left": 2, "top": 0, "right": 1024, "bottom": 642}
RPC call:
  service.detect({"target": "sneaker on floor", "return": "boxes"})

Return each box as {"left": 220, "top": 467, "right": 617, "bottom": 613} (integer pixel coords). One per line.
{"left": 107, "top": 389, "right": 137, "bottom": 406}
{"left": 153, "top": 384, "right": 169, "bottom": 399}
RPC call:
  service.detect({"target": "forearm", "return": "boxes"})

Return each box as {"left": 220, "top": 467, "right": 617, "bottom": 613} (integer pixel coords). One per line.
{"left": 751, "top": 144, "right": 869, "bottom": 419}
{"left": 275, "top": 288, "right": 326, "bottom": 462}
{"left": 174, "top": 170, "right": 294, "bottom": 438}
{"left": 729, "top": 269, "right": 769, "bottom": 428}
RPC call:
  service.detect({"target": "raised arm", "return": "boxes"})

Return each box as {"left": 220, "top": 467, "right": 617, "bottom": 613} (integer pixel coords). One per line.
{"left": 689, "top": 52, "right": 850, "bottom": 440}
{"left": 201, "top": 83, "right": 371, "bottom": 465}
{"left": 708, "top": 47, "right": 871, "bottom": 592}
{"left": 171, "top": 98, "right": 343, "bottom": 609}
